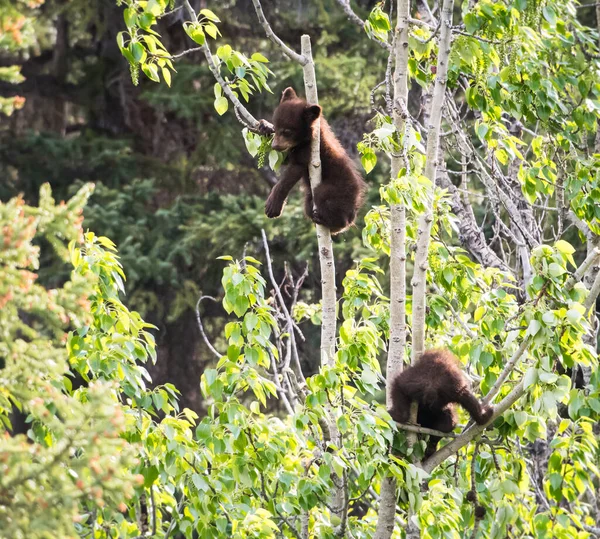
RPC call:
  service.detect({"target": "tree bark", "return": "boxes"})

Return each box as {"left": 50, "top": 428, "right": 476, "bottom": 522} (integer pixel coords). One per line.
{"left": 411, "top": 0, "right": 455, "bottom": 362}
{"left": 373, "top": 0, "right": 410, "bottom": 535}
{"left": 299, "top": 34, "right": 345, "bottom": 535}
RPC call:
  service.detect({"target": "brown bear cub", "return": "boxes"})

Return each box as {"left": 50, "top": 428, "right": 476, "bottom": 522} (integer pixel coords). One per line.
{"left": 259, "top": 87, "right": 366, "bottom": 234}
{"left": 388, "top": 349, "right": 493, "bottom": 457}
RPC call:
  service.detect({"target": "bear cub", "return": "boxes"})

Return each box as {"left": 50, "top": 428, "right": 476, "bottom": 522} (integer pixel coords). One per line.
{"left": 260, "top": 87, "right": 366, "bottom": 234}
{"left": 388, "top": 349, "right": 493, "bottom": 457}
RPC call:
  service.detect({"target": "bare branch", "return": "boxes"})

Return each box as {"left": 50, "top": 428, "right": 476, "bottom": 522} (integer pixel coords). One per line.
{"left": 565, "top": 248, "right": 600, "bottom": 290}
{"left": 422, "top": 379, "right": 526, "bottom": 473}
{"left": 170, "top": 46, "right": 202, "bottom": 59}
{"left": 180, "top": 1, "right": 270, "bottom": 133}
{"left": 261, "top": 229, "right": 306, "bottom": 386}
{"left": 584, "top": 268, "right": 600, "bottom": 314}
{"left": 250, "top": 0, "right": 306, "bottom": 64}
{"left": 395, "top": 421, "right": 458, "bottom": 438}
{"left": 195, "top": 295, "right": 223, "bottom": 359}
{"left": 452, "top": 29, "right": 503, "bottom": 44}
{"left": 445, "top": 99, "right": 540, "bottom": 250}
{"left": 483, "top": 338, "right": 530, "bottom": 405}
{"left": 334, "top": 0, "right": 393, "bottom": 50}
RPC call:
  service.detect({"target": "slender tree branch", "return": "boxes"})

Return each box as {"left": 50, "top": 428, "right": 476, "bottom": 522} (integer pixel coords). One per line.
{"left": 444, "top": 99, "right": 539, "bottom": 249}
{"left": 195, "top": 295, "right": 222, "bottom": 359}
{"left": 565, "top": 248, "right": 600, "bottom": 290}
{"left": 422, "top": 379, "right": 526, "bottom": 473}
{"left": 261, "top": 229, "right": 306, "bottom": 387}
{"left": 250, "top": 0, "right": 306, "bottom": 64}
{"left": 482, "top": 338, "right": 530, "bottom": 405}
{"left": 180, "top": 1, "right": 272, "bottom": 133}
{"left": 395, "top": 421, "right": 458, "bottom": 437}
{"left": 479, "top": 251, "right": 597, "bottom": 408}
{"left": 334, "top": 0, "right": 393, "bottom": 50}
{"left": 584, "top": 268, "right": 600, "bottom": 314}
{"left": 170, "top": 46, "right": 202, "bottom": 59}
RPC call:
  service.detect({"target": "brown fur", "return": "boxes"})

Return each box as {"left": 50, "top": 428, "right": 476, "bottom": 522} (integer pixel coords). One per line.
{"left": 260, "top": 87, "right": 366, "bottom": 234}
{"left": 388, "top": 349, "right": 493, "bottom": 457}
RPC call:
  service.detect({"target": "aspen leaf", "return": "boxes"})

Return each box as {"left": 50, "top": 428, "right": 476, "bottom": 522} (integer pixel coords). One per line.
{"left": 200, "top": 8, "right": 221, "bottom": 22}
{"left": 161, "top": 68, "right": 171, "bottom": 87}
{"left": 214, "top": 96, "right": 228, "bottom": 115}
{"left": 555, "top": 240, "right": 575, "bottom": 255}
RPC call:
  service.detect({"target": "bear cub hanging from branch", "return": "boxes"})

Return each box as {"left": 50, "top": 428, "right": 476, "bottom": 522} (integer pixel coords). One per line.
{"left": 388, "top": 349, "right": 494, "bottom": 457}
{"left": 259, "top": 87, "right": 366, "bottom": 234}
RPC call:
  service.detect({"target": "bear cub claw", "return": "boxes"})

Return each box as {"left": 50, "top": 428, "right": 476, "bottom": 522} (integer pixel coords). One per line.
{"left": 265, "top": 196, "right": 283, "bottom": 218}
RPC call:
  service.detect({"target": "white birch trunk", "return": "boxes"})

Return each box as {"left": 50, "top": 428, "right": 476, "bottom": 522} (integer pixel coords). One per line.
{"left": 300, "top": 35, "right": 345, "bottom": 534}
{"left": 373, "top": 0, "right": 410, "bottom": 536}
{"left": 411, "top": 0, "right": 454, "bottom": 362}
{"left": 300, "top": 36, "right": 337, "bottom": 368}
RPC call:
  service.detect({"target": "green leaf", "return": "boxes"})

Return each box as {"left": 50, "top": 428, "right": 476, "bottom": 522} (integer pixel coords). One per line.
{"left": 130, "top": 42, "right": 146, "bottom": 63}
{"left": 542, "top": 5, "right": 556, "bottom": 26}
{"left": 528, "top": 319, "right": 542, "bottom": 336}
{"left": 204, "top": 368, "right": 217, "bottom": 387}
{"left": 542, "top": 311, "right": 557, "bottom": 326}
{"left": 513, "top": 410, "right": 527, "bottom": 427}
{"left": 269, "top": 150, "right": 283, "bottom": 171}
{"left": 227, "top": 345, "right": 240, "bottom": 361}
{"left": 205, "top": 23, "right": 219, "bottom": 39}
{"left": 361, "top": 150, "right": 377, "bottom": 174}
{"left": 524, "top": 367, "right": 538, "bottom": 388}
{"left": 147, "top": 0, "right": 163, "bottom": 16}
{"left": 539, "top": 371, "right": 558, "bottom": 383}
{"left": 142, "top": 466, "right": 159, "bottom": 488}
{"left": 495, "top": 148, "right": 509, "bottom": 165}
{"left": 142, "top": 63, "right": 160, "bottom": 82}
{"left": 214, "top": 96, "right": 228, "bottom": 115}
{"left": 139, "top": 12, "right": 156, "bottom": 29}
{"left": 555, "top": 240, "right": 575, "bottom": 255}
{"left": 548, "top": 263, "right": 565, "bottom": 277}
{"left": 217, "top": 44, "right": 233, "bottom": 61}
{"left": 162, "top": 68, "right": 172, "bottom": 87}
{"left": 123, "top": 7, "right": 137, "bottom": 28}
{"left": 233, "top": 296, "right": 249, "bottom": 317}
{"left": 251, "top": 52, "right": 269, "bottom": 63}
{"left": 443, "top": 267, "right": 455, "bottom": 285}
{"left": 473, "top": 306, "right": 485, "bottom": 322}
{"left": 184, "top": 23, "right": 205, "bottom": 45}
{"left": 200, "top": 8, "right": 221, "bottom": 22}
{"left": 244, "top": 313, "right": 259, "bottom": 332}
{"left": 476, "top": 122, "right": 489, "bottom": 140}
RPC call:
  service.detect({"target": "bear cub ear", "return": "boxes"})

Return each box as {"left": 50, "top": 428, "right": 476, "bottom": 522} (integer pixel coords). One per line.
{"left": 280, "top": 87, "right": 298, "bottom": 102}
{"left": 304, "top": 104, "right": 321, "bottom": 123}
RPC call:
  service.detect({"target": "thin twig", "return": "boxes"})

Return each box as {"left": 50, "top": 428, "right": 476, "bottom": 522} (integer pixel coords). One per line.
{"left": 195, "top": 295, "right": 222, "bottom": 359}
{"left": 395, "top": 421, "right": 458, "bottom": 437}
{"left": 334, "top": 0, "right": 393, "bottom": 50}
{"left": 250, "top": 0, "right": 306, "bottom": 64}
{"left": 482, "top": 338, "right": 530, "bottom": 405}
{"left": 261, "top": 230, "right": 306, "bottom": 386}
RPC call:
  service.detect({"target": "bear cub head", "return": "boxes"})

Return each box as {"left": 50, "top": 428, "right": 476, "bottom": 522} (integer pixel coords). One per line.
{"left": 271, "top": 87, "right": 321, "bottom": 152}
